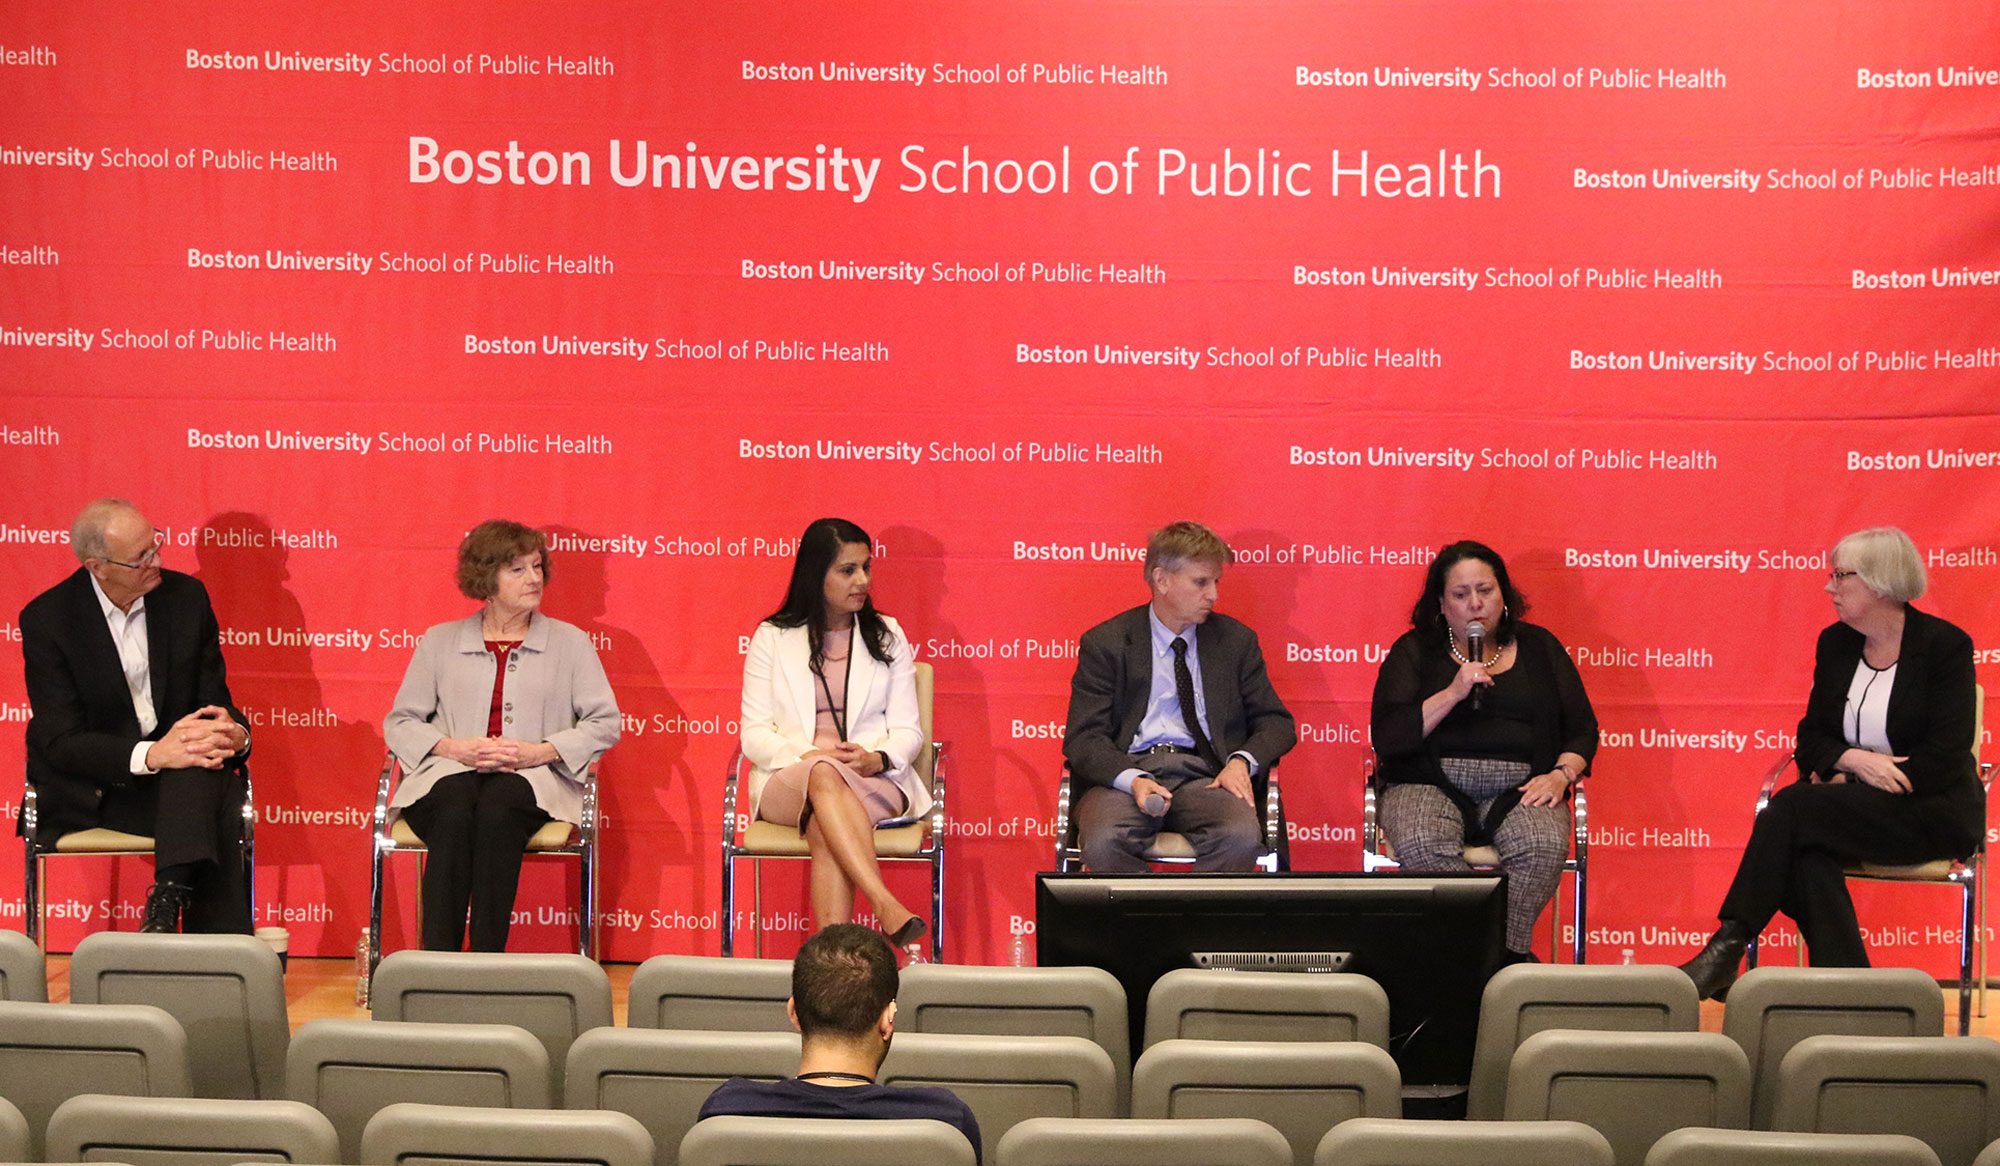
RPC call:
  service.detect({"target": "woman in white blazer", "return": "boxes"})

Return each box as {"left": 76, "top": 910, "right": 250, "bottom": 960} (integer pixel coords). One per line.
{"left": 740, "top": 518, "right": 929, "bottom": 947}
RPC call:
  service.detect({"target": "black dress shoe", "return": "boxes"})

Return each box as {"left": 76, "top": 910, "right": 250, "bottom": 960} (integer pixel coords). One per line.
{"left": 1677, "top": 921, "right": 1753, "bottom": 1001}
{"left": 141, "top": 881, "right": 192, "bottom": 933}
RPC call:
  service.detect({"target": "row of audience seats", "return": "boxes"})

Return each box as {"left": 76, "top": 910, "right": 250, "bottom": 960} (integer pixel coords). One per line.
{"left": 2, "top": 930, "right": 1998, "bottom": 1166}
{"left": 0, "top": 1094, "right": 1979, "bottom": 1166}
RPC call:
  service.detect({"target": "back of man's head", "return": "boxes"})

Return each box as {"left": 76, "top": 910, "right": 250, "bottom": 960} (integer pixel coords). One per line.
{"left": 792, "top": 923, "right": 898, "bottom": 1040}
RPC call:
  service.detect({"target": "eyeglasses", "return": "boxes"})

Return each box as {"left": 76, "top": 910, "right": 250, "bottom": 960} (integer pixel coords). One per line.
{"left": 1828, "top": 569, "right": 1859, "bottom": 583}
{"left": 99, "top": 533, "right": 165, "bottom": 571}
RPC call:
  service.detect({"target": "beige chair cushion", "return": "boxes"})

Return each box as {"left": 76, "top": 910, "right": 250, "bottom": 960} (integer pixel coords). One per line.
{"left": 390, "top": 819, "right": 574, "bottom": 850}
{"left": 54, "top": 828, "right": 156, "bottom": 853}
{"left": 1373, "top": 835, "right": 1504, "bottom": 868}
{"left": 740, "top": 819, "right": 925, "bottom": 857}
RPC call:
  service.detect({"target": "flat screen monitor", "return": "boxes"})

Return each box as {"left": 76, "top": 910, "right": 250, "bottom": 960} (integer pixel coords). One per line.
{"left": 1034, "top": 871, "right": 1507, "bottom": 1088}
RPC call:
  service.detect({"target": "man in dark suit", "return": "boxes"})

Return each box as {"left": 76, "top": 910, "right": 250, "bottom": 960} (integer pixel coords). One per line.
{"left": 1063, "top": 521, "right": 1297, "bottom": 871}
{"left": 21, "top": 499, "right": 253, "bottom": 933}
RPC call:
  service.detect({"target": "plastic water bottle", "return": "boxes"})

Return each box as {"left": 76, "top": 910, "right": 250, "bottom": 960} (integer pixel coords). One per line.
{"left": 1009, "top": 917, "right": 1033, "bottom": 967}
{"left": 1621, "top": 948, "right": 1637, "bottom": 966}
{"left": 354, "top": 936, "right": 371, "bottom": 1006}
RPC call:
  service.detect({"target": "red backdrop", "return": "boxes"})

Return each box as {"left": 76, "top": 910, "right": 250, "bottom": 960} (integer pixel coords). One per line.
{"left": 3, "top": 2, "right": 1998, "bottom": 969}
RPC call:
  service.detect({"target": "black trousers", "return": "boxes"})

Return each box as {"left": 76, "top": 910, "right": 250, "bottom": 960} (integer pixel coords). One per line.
{"left": 1720, "top": 780, "right": 1978, "bottom": 966}
{"left": 1077, "top": 751, "right": 1262, "bottom": 872}
{"left": 99, "top": 766, "right": 252, "bottom": 934}
{"left": 400, "top": 771, "right": 551, "bottom": 952}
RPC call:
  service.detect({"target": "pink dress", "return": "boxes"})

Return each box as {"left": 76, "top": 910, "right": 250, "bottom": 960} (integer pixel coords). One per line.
{"left": 755, "top": 631, "right": 909, "bottom": 831}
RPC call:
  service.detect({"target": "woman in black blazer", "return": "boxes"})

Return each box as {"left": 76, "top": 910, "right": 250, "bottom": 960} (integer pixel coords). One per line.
{"left": 1680, "top": 527, "right": 1983, "bottom": 999}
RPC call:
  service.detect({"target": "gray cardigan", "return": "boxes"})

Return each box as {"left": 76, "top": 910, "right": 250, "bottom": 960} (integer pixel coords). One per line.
{"left": 385, "top": 610, "right": 621, "bottom": 824}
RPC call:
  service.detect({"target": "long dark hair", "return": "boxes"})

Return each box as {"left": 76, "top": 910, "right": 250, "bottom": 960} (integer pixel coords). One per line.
{"left": 764, "top": 517, "right": 896, "bottom": 665}
{"left": 1408, "top": 540, "right": 1529, "bottom": 649}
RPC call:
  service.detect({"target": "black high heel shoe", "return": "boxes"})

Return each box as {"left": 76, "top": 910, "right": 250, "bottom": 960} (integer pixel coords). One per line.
{"left": 883, "top": 916, "right": 927, "bottom": 949}
{"left": 1677, "top": 920, "right": 1753, "bottom": 1001}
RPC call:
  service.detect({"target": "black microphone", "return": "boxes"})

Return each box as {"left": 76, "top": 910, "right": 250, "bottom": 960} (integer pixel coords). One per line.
{"left": 1142, "top": 792, "right": 1168, "bottom": 816}
{"left": 1466, "top": 620, "right": 1486, "bottom": 710}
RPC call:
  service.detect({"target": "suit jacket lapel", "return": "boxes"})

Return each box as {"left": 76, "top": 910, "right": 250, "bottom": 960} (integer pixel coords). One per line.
{"left": 1198, "top": 618, "right": 1231, "bottom": 752}
{"left": 66, "top": 570, "right": 144, "bottom": 733}
{"left": 781, "top": 625, "right": 816, "bottom": 738}
{"left": 1884, "top": 606, "right": 1927, "bottom": 743}
{"left": 143, "top": 583, "right": 173, "bottom": 728}
{"left": 1119, "top": 607, "right": 1152, "bottom": 746}
{"left": 843, "top": 626, "right": 875, "bottom": 737}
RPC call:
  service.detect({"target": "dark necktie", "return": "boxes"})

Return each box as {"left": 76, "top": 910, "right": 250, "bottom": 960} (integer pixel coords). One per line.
{"left": 1172, "top": 637, "right": 1221, "bottom": 768}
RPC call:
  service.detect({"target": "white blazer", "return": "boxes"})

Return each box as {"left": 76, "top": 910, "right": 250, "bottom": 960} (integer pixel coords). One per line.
{"left": 739, "top": 614, "right": 929, "bottom": 821}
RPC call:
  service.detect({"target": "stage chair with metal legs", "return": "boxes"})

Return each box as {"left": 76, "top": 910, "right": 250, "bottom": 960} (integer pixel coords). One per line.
{"left": 20, "top": 775, "right": 255, "bottom": 951}
{"left": 1744, "top": 684, "right": 1991, "bottom": 1034}
{"left": 1053, "top": 765, "right": 1286, "bottom": 872}
{"left": 721, "top": 662, "right": 945, "bottom": 962}
{"left": 366, "top": 753, "right": 600, "bottom": 979}
{"left": 1363, "top": 752, "right": 1588, "bottom": 963}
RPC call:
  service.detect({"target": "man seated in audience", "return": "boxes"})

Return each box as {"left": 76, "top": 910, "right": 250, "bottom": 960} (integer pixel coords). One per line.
{"left": 698, "top": 923, "right": 982, "bottom": 1160}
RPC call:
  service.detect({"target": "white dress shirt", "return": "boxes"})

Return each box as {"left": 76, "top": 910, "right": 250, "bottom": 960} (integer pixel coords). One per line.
{"left": 89, "top": 574, "right": 159, "bottom": 774}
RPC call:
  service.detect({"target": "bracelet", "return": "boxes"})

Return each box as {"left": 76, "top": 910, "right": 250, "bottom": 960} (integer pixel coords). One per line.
{"left": 877, "top": 750, "right": 893, "bottom": 774}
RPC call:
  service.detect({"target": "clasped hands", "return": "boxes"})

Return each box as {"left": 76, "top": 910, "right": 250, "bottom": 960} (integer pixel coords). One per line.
{"left": 144, "top": 705, "right": 248, "bottom": 770}
{"left": 1828, "top": 748, "right": 1913, "bottom": 794}
{"left": 434, "top": 736, "right": 560, "bottom": 772}
{"left": 802, "top": 741, "right": 888, "bottom": 777}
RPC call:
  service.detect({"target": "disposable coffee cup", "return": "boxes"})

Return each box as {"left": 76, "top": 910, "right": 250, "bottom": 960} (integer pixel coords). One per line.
{"left": 255, "top": 925, "right": 290, "bottom": 973}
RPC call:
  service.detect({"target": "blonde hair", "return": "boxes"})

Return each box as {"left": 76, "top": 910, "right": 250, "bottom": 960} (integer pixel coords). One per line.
{"left": 1833, "top": 527, "right": 1926, "bottom": 602}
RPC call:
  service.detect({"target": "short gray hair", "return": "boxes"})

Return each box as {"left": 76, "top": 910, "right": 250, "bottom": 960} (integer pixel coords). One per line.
{"left": 1143, "top": 520, "right": 1232, "bottom": 584}
{"left": 70, "top": 498, "right": 138, "bottom": 564}
{"left": 1833, "top": 526, "right": 1926, "bottom": 603}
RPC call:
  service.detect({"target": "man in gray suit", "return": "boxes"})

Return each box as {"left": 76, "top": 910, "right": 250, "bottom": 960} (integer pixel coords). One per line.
{"left": 1063, "top": 521, "right": 1296, "bottom": 871}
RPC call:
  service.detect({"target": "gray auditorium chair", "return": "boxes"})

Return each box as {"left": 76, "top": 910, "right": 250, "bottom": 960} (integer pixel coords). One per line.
{"left": 879, "top": 1032, "right": 1117, "bottom": 1163}
{"left": 1722, "top": 966, "right": 1944, "bottom": 1129}
{"left": 564, "top": 1027, "right": 801, "bottom": 1166}
{"left": 69, "top": 931, "right": 289, "bottom": 1099}
{"left": 996, "top": 1116, "right": 1292, "bottom": 1166}
{"left": 625, "top": 953, "right": 794, "bottom": 1031}
{"left": 285, "top": 1017, "right": 550, "bottom": 1162}
{"left": 369, "top": 949, "right": 612, "bottom": 1093}
{"left": 1505, "top": 1030, "right": 1752, "bottom": 1166}
{"left": 1142, "top": 968, "right": 1389, "bottom": 1049}
{"left": 0, "top": 999, "right": 190, "bottom": 1157}
{"left": 1467, "top": 963, "right": 1700, "bottom": 1120}
{"left": 46, "top": 1093, "right": 339, "bottom": 1165}
{"left": 1645, "top": 1127, "right": 1943, "bottom": 1165}
{"left": 1314, "top": 1118, "right": 1616, "bottom": 1166}
{"left": 0, "top": 928, "right": 47, "bottom": 1001}
{"left": 0, "top": 1095, "right": 27, "bottom": 1162}
{"left": 361, "top": 1101, "right": 654, "bottom": 1166}
{"left": 1773, "top": 1035, "right": 2000, "bottom": 1166}
{"left": 679, "top": 1115, "right": 977, "bottom": 1166}
{"left": 899, "top": 963, "right": 1130, "bottom": 1111}
{"left": 1132, "top": 1039, "right": 1401, "bottom": 1166}
{"left": 1975, "top": 1140, "right": 2000, "bottom": 1166}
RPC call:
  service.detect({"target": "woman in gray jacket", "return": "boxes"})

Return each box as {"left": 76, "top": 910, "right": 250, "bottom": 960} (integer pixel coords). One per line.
{"left": 385, "top": 519, "right": 620, "bottom": 951}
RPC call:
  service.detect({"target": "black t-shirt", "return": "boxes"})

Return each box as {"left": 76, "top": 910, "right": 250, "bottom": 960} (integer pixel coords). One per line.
{"left": 697, "top": 1077, "right": 984, "bottom": 1164}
